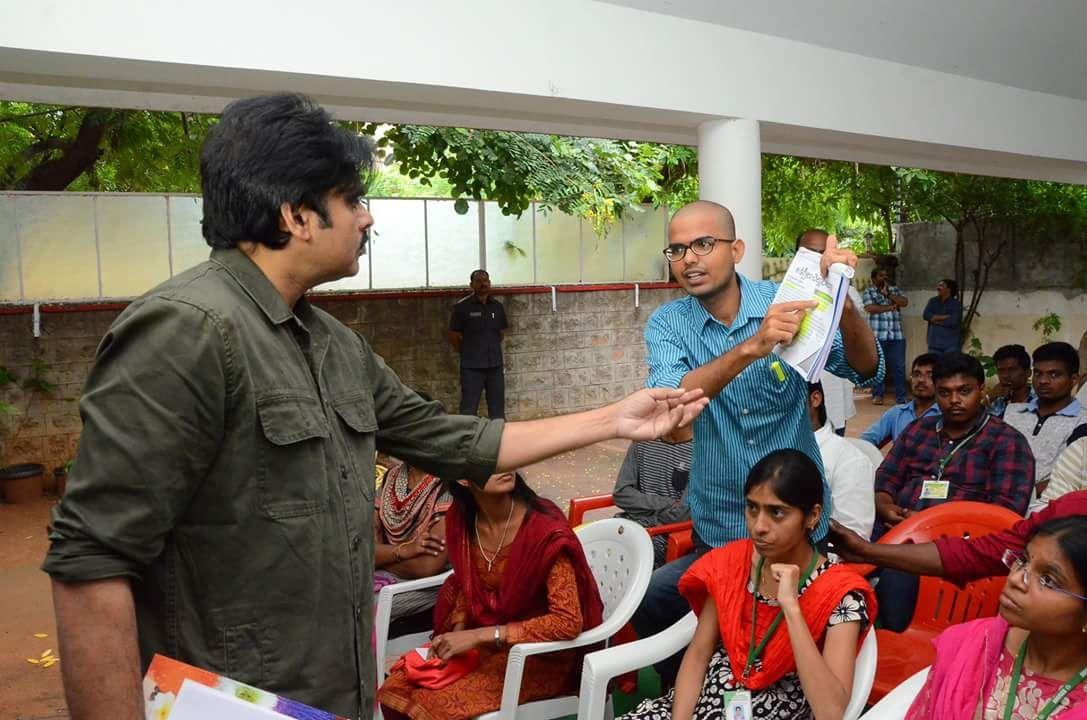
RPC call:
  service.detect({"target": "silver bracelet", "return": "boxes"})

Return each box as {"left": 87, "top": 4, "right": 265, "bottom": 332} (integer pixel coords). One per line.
{"left": 493, "top": 625, "right": 502, "bottom": 649}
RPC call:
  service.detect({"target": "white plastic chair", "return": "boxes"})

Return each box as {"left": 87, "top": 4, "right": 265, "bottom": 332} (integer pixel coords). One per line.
{"left": 374, "top": 569, "right": 453, "bottom": 699}
{"left": 374, "top": 518, "right": 654, "bottom": 720}
{"left": 846, "top": 437, "right": 886, "bottom": 469}
{"left": 858, "top": 666, "right": 929, "bottom": 719}
{"left": 475, "top": 518, "right": 654, "bottom": 720}
{"left": 577, "top": 615, "right": 878, "bottom": 720}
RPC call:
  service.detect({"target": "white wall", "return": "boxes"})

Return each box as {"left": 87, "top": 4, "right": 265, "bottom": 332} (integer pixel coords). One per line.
{"left": 901, "top": 289, "right": 1087, "bottom": 357}
{"left": 1, "top": 0, "right": 1086, "bottom": 182}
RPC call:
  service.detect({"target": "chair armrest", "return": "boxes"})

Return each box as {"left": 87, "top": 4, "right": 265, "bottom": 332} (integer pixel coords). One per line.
{"left": 647, "top": 519, "right": 693, "bottom": 538}
{"left": 585, "top": 611, "right": 696, "bottom": 680}
{"left": 666, "top": 529, "right": 694, "bottom": 563}
{"left": 574, "top": 613, "right": 697, "bottom": 720}
{"left": 374, "top": 570, "right": 452, "bottom": 692}
{"left": 568, "top": 495, "right": 616, "bottom": 527}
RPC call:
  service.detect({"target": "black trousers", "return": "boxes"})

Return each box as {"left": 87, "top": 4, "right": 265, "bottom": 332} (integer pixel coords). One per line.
{"left": 459, "top": 366, "right": 505, "bottom": 419}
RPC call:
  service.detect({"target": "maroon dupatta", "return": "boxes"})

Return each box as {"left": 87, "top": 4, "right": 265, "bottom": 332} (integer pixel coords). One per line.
{"left": 434, "top": 498, "right": 604, "bottom": 634}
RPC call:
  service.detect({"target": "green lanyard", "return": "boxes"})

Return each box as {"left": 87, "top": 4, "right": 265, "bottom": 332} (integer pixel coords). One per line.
{"left": 1003, "top": 638, "right": 1087, "bottom": 720}
{"left": 743, "top": 546, "right": 821, "bottom": 678}
{"left": 934, "top": 414, "right": 990, "bottom": 482}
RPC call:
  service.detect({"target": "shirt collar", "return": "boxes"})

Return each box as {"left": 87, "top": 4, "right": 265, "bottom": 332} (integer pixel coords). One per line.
{"left": 210, "top": 247, "right": 295, "bottom": 326}
{"left": 691, "top": 273, "right": 768, "bottom": 334}
{"left": 1020, "top": 397, "right": 1082, "bottom": 417}
{"left": 814, "top": 421, "right": 835, "bottom": 441}
{"left": 936, "top": 410, "right": 989, "bottom": 437}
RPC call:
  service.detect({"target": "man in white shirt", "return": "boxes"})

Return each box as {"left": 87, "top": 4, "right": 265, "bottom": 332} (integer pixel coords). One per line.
{"left": 798, "top": 228, "right": 865, "bottom": 436}
{"left": 808, "top": 382, "right": 876, "bottom": 538}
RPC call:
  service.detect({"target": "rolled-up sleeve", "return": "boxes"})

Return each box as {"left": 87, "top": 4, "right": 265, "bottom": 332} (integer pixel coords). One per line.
{"left": 824, "top": 327, "right": 884, "bottom": 389}
{"left": 361, "top": 334, "right": 502, "bottom": 483}
{"left": 42, "top": 298, "right": 232, "bottom": 583}
{"left": 644, "top": 310, "right": 690, "bottom": 389}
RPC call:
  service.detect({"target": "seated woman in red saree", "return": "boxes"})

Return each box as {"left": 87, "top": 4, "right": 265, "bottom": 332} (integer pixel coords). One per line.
{"left": 905, "top": 515, "right": 1087, "bottom": 720}
{"left": 621, "top": 449, "right": 876, "bottom": 720}
{"left": 377, "top": 471, "right": 604, "bottom": 720}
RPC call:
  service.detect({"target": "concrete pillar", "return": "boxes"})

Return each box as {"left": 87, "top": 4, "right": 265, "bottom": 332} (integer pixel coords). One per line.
{"left": 697, "top": 118, "right": 762, "bottom": 280}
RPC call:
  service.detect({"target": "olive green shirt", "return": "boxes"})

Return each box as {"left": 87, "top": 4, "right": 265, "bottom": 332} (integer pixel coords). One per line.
{"left": 42, "top": 248, "right": 503, "bottom": 718}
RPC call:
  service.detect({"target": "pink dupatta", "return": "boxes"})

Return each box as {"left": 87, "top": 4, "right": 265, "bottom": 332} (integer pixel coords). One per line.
{"left": 906, "top": 616, "right": 1087, "bottom": 720}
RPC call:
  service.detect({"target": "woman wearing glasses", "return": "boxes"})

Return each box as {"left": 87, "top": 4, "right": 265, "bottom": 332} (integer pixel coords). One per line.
{"left": 906, "top": 516, "right": 1087, "bottom": 719}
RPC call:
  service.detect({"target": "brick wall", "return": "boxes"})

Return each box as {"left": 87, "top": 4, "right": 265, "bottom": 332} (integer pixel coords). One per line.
{"left": 0, "top": 285, "right": 683, "bottom": 472}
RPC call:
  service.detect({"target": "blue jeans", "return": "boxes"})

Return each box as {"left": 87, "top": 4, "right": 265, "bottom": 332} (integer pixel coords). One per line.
{"left": 630, "top": 537, "right": 712, "bottom": 684}
{"left": 873, "top": 339, "right": 907, "bottom": 404}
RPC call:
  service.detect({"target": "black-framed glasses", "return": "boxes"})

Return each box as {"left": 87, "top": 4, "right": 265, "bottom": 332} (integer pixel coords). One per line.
{"left": 1002, "top": 549, "right": 1087, "bottom": 601}
{"left": 663, "top": 236, "right": 735, "bottom": 262}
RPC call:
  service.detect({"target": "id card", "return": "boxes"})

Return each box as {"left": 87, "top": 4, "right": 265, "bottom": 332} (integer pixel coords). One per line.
{"left": 723, "top": 690, "right": 752, "bottom": 720}
{"left": 919, "top": 479, "right": 950, "bottom": 500}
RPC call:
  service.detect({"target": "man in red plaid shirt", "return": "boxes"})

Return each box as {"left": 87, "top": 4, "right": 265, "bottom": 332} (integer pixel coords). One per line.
{"left": 874, "top": 351, "right": 1035, "bottom": 531}
{"left": 863, "top": 352, "right": 1035, "bottom": 629}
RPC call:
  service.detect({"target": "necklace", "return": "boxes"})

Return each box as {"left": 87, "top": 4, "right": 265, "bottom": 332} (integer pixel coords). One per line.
{"left": 475, "top": 500, "right": 516, "bottom": 572}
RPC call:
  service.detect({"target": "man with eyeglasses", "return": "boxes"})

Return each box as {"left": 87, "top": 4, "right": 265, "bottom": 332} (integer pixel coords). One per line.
{"left": 860, "top": 353, "right": 942, "bottom": 448}
{"left": 1003, "top": 342, "right": 1087, "bottom": 507}
{"left": 631, "top": 201, "right": 882, "bottom": 680}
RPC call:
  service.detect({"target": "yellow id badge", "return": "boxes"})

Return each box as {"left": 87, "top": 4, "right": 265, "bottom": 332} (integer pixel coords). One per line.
{"left": 919, "top": 479, "right": 951, "bottom": 500}
{"left": 723, "top": 689, "right": 752, "bottom": 719}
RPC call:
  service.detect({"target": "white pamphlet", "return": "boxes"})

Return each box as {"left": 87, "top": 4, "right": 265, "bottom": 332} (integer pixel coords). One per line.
{"left": 770, "top": 247, "right": 854, "bottom": 382}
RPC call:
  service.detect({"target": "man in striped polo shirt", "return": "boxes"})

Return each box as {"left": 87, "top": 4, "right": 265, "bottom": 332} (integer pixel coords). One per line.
{"left": 631, "top": 201, "right": 883, "bottom": 678}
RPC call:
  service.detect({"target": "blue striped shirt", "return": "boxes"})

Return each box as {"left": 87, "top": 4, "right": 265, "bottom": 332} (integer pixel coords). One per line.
{"left": 644, "top": 275, "right": 884, "bottom": 547}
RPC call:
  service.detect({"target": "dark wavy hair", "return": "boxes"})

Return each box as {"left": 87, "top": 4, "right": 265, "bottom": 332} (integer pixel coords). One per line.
{"left": 200, "top": 92, "right": 374, "bottom": 250}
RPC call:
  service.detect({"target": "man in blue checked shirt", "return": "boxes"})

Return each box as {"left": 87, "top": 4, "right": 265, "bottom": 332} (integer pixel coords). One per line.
{"left": 631, "top": 200, "right": 883, "bottom": 680}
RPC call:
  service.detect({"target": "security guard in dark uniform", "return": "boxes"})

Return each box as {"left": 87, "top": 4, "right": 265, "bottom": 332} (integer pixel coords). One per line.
{"left": 448, "top": 269, "right": 508, "bottom": 418}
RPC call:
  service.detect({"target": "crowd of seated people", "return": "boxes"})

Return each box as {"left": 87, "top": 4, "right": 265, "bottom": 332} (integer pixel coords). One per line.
{"left": 372, "top": 255, "right": 1086, "bottom": 720}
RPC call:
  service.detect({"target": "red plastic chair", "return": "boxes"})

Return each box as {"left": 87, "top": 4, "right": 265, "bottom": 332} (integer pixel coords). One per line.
{"left": 567, "top": 495, "right": 694, "bottom": 693}
{"left": 868, "top": 501, "right": 1021, "bottom": 703}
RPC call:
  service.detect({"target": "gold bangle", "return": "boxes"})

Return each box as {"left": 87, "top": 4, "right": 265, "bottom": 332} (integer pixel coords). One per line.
{"left": 393, "top": 542, "right": 406, "bottom": 562}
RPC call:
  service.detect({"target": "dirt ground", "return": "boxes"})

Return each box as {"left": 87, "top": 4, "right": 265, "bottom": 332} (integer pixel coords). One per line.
{"left": 0, "top": 396, "right": 882, "bottom": 719}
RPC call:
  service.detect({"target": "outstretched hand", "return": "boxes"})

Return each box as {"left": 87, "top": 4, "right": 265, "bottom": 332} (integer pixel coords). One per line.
{"left": 614, "top": 387, "right": 709, "bottom": 441}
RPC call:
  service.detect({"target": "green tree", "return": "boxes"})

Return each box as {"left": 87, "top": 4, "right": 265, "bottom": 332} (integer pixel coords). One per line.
{"left": 0, "top": 101, "right": 215, "bottom": 192}
{"left": 367, "top": 124, "right": 697, "bottom": 235}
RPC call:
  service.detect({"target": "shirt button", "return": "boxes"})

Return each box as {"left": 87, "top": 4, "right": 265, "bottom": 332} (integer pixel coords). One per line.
{"left": 351, "top": 534, "right": 360, "bottom": 549}
{"left": 747, "top": 439, "right": 755, "bottom": 446}
{"left": 340, "top": 466, "right": 349, "bottom": 479}
{"left": 742, "top": 408, "right": 750, "bottom": 415}
{"left": 354, "top": 606, "right": 361, "bottom": 620}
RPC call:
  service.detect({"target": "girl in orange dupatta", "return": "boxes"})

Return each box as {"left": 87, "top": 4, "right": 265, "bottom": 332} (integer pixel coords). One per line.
{"left": 621, "top": 449, "right": 877, "bottom": 720}
{"left": 377, "top": 471, "right": 604, "bottom": 720}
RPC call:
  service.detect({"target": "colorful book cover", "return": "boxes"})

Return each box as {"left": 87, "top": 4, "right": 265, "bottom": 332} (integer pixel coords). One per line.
{"left": 143, "top": 654, "right": 348, "bottom": 720}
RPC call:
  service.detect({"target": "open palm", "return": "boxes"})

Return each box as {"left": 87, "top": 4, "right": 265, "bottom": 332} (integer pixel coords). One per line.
{"left": 614, "top": 387, "right": 708, "bottom": 440}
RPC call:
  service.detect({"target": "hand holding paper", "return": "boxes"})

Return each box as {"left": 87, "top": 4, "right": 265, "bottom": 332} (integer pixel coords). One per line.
{"left": 746, "top": 300, "right": 818, "bottom": 358}
{"left": 770, "top": 247, "right": 855, "bottom": 381}
{"left": 819, "top": 235, "right": 858, "bottom": 278}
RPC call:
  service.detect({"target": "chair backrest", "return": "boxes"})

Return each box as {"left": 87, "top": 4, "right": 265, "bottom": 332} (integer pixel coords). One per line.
{"left": 844, "top": 627, "right": 879, "bottom": 720}
{"left": 860, "top": 666, "right": 930, "bottom": 719}
{"left": 846, "top": 437, "right": 885, "bottom": 469}
{"left": 575, "top": 518, "right": 654, "bottom": 626}
{"left": 879, "top": 502, "right": 1021, "bottom": 630}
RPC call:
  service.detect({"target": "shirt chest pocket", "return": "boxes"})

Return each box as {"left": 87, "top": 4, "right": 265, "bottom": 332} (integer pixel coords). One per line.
{"left": 256, "top": 393, "right": 332, "bottom": 519}
{"left": 330, "top": 394, "right": 378, "bottom": 503}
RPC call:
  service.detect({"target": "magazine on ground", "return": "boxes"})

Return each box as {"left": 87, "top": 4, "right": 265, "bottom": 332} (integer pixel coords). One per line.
{"left": 770, "top": 247, "right": 855, "bottom": 382}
